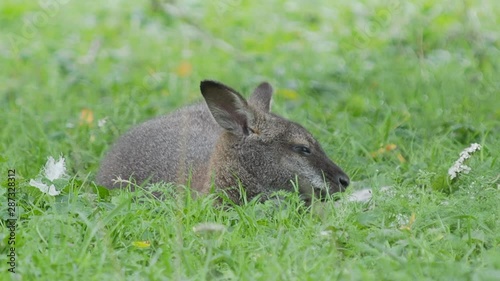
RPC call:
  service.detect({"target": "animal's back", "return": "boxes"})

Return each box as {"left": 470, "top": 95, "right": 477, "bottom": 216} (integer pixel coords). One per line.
{"left": 96, "top": 103, "right": 221, "bottom": 190}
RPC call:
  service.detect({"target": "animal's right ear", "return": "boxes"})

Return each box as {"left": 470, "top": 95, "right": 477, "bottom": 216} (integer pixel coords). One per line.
{"left": 249, "top": 82, "right": 273, "bottom": 113}
{"left": 200, "top": 80, "right": 254, "bottom": 136}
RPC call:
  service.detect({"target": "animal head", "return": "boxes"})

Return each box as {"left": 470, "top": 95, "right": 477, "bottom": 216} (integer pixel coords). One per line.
{"left": 200, "top": 80, "right": 350, "bottom": 203}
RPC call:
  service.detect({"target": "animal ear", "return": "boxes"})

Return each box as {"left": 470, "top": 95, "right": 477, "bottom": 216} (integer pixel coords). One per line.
{"left": 249, "top": 82, "right": 273, "bottom": 112}
{"left": 200, "top": 80, "right": 253, "bottom": 136}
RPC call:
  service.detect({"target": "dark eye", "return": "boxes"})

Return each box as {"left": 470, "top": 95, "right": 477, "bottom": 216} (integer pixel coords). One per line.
{"left": 293, "top": 145, "right": 311, "bottom": 155}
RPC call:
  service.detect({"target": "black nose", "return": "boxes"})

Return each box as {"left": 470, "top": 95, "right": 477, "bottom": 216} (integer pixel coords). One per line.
{"left": 338, "top": 175, "right": 350, "bottom": 189}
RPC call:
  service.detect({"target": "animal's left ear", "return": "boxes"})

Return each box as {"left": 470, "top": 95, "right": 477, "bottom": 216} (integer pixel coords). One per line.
{"left": 249, "top": 82, "right": 273, "bottom": 113}
{"left": 200, "top": 80, "right": 254, "bottom": 136}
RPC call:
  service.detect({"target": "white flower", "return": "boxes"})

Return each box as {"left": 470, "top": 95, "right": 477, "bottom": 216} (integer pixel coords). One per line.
{"left": 448, "top": 143, "right": 481, "bottom": 180}
{"left": 98, "top": 118, "right": 107, "bottom": 128}
{"left": 319, "top": 230, "right": 333, "bottom": 237}
{"left": 43, "top": 156, "right": 67, "bottom": 181}
{"left": 395, "top": 213, "right": 409, "bottom": 227}
{"left": 193, "top": 223, "right": 226, "bottom": 234}
{"left": 28, "top": 180, "right": 60, "bottom": 196}
{"left": 29, "top": 156, "right": 67, "bottom": 196}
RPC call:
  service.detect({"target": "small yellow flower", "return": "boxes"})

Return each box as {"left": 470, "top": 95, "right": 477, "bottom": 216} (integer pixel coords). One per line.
{"left": 277, "top": 89, "right": 299, "bottom": 100}
{"left": 79, "top": 108, "right": 94, "bottom": 126}
{"left": 132, "top": 241, "right": 151, "bottom": 249}
{"left": 370, "top": 143, "right": 398, "bottom": 158}
{"left": 176, "top": 61, "right": 192, "bottom": 77}
{"left": 397, "top": 153, "right": 407, "bottom": 163}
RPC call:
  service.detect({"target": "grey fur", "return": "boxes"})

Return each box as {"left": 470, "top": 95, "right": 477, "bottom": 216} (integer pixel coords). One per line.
{"left": 97, "top": 80, "right": 350, "bottom": 204}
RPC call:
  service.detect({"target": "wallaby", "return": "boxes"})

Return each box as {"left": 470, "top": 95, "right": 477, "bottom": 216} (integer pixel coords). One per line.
{"left": 97, "top": 80, "right": 350, "bottom": 204}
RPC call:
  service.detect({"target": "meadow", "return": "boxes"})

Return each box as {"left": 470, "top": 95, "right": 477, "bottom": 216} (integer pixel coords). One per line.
{"left": 1, "top": 0, "right": 499, "bottom": 280}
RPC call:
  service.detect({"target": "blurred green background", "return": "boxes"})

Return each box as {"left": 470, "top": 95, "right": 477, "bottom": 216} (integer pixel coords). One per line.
{"left": 0, "top": 0, "right": 499, "bottom": 279}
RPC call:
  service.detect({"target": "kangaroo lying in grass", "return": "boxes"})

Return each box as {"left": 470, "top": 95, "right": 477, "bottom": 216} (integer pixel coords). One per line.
{"left": 97, "top": 80, "right": 350, "bottom": 204}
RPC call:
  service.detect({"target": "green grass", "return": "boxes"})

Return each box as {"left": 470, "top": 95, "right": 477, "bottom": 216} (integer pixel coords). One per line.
{"left": 1, "top": 0, "right": 499, "bottom": 280}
